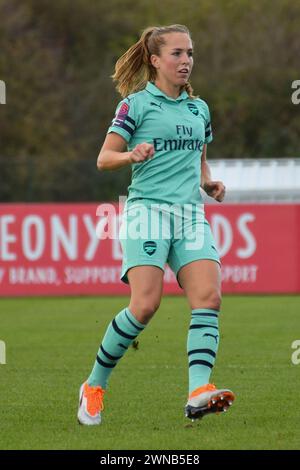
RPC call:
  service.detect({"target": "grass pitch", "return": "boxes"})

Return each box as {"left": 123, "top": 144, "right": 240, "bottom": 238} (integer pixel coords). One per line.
{"left": 0, "top": 295, "right": 299, "bottom": 450}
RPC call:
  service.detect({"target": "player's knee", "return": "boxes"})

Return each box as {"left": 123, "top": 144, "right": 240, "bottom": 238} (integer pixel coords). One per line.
{"left": 130, "top": 298, "right": 160, "bottom": 324}
{"left": 212, "top": 297, "right": 222, "bottom": 311}
{"left": 191, "top": 288, "right": 222, "bottom": 311}
{"left": 204, "top": 288, "right": 222, "bottom": 311}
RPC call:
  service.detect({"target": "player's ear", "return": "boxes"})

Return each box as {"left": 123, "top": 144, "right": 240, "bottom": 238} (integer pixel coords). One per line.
{"left": 150, "top": 54, "right": 160, "bottom": 69}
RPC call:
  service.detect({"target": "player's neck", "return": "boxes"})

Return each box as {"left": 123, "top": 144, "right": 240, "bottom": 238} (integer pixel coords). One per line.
{"left": 154, "top": 79, "right": 182, "bottom": 99}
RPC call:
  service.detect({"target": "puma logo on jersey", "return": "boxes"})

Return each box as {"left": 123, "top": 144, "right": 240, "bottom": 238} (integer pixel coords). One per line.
{"left": 150, "top": 101, "right": 163, "bottom": 109}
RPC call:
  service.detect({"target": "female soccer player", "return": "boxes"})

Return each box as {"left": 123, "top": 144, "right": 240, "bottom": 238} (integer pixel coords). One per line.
{"left": 77, "top": 24, "right": 235, "bottom": 425}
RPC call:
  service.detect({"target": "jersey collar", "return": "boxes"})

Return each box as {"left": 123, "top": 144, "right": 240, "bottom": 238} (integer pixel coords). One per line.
{"left": 145, "top": 81, "right": 189, "bottom": 102}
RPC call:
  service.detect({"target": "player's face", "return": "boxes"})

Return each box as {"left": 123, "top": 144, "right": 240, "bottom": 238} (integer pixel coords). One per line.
{"left": 151, "top": 33, "right": 194, "bottom": 88}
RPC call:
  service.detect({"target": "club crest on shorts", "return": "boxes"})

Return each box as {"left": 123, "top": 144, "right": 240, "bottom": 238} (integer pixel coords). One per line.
{"left": 143, "top": 241, "right": 157, "bottom": 256}
{"left": 187, "top": 103, "right": 199, "bottom": 115}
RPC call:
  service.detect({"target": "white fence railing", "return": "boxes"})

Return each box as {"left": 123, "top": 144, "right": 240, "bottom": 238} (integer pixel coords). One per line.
{"left": 204, "top": 158, "right": 300, "bottom": 202}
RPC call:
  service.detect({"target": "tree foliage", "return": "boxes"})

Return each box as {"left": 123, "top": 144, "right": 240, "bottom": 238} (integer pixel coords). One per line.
{"left": 0, "top": 0, "right": 299, "bottom": 201}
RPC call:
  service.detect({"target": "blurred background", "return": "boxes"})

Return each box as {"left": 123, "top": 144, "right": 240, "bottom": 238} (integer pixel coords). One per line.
{"left": 1, "top": 1, "right": 300, "bottom": 452}
{"left": 1, "top": 0, "right": 299, "bottom": 202}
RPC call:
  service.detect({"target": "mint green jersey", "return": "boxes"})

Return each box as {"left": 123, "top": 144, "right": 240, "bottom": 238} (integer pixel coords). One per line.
{"left": 107, "top": 81, "right": 213, "bottom": 205}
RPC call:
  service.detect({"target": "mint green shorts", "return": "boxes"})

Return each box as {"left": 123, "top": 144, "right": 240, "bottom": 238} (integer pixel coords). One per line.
{"left": 119, "top": 199, "right": 220, "bottom": 287}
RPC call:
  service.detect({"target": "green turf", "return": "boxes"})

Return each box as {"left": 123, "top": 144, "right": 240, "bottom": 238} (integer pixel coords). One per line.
{"left": 0, "top": 295, "right": 300, "bottom": 450}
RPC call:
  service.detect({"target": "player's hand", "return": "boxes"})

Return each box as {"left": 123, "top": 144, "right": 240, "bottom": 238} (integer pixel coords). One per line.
{"left": 129, "top": 143, "right": 155, "bottom": 163}
{"left": 202, "top": 181, "right": 226, "bottom": 202}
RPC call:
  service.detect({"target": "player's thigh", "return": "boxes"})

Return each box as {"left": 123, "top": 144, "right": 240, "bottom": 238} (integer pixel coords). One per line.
{"left": 178, "top": 259, "right": 222, "bottom": 310}
{"left": 128, "top": 266, "right": 164, "bottom": 323}
{"left": 168, "top": 218, "right": 220, "bottom": 300}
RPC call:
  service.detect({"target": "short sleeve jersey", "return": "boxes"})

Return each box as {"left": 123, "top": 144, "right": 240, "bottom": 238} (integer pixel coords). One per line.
{"left": 107, "top": 81, "right": 213, "bottom": 205}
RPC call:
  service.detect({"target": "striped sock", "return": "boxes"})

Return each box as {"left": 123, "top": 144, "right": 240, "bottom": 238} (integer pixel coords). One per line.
{"left": 87, "top": 307, "right": 145, "bottom": 389}
{"left": 187, "top": 308, "right": 220, "bottom": 394}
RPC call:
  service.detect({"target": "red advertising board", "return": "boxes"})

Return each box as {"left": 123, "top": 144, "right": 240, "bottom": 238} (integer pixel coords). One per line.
{"left": 0, "top": 203, "right": 299, "bottom": 296}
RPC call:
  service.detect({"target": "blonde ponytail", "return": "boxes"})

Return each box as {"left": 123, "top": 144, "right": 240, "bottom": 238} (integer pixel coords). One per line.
{"left": 184, "top": 81, "right": 196, "bottom": 99}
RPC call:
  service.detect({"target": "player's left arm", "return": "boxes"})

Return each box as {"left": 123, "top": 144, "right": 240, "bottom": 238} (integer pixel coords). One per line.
{"left": 200, "top": 144, "right": 226, "bottom": 203}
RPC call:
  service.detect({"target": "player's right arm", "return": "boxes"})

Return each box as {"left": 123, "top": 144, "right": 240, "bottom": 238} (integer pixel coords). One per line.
{"left": 97, "top": 133, "right": 154, "bottom": 171}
